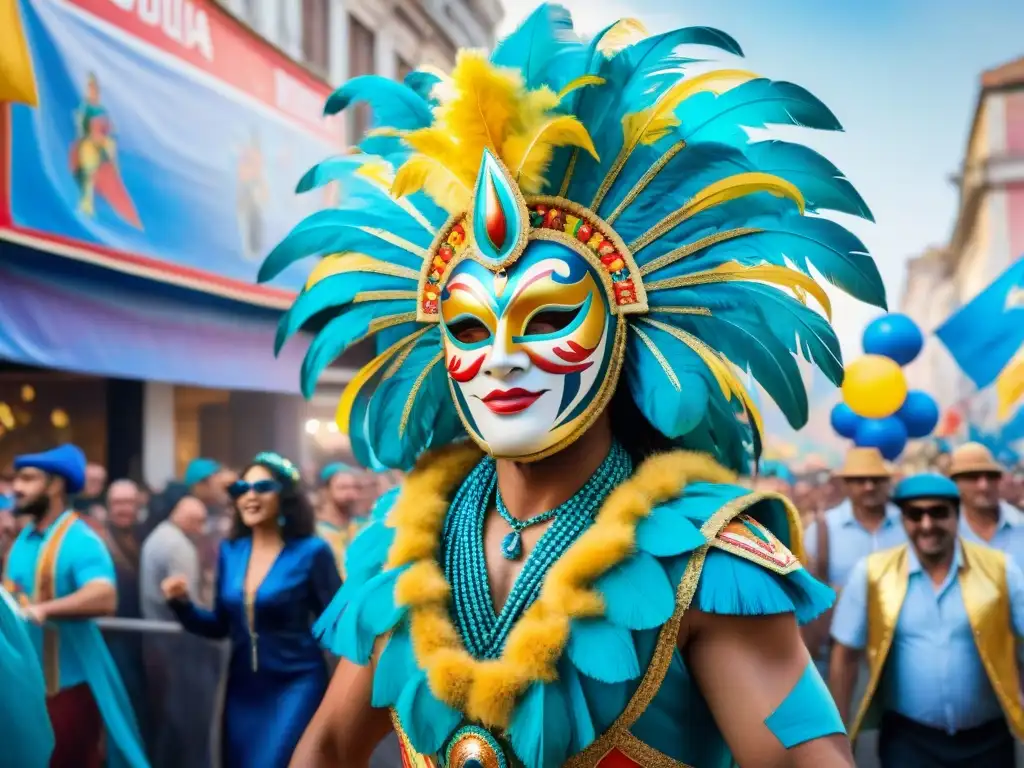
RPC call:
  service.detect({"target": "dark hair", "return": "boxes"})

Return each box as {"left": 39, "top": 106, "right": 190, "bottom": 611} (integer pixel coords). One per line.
{"left": 609, "top": 386, "right": 674, "bottom": 465}
{"left": 230, "top": 461, "right": 316, "bottom": 540}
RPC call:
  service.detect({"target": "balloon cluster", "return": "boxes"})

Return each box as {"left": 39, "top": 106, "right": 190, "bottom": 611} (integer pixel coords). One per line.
{"left": 830, "top": 314, "right": 939, "bottom": 460}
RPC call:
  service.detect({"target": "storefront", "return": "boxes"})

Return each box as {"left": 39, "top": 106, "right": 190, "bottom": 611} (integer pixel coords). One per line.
{"left": 0, "top": 0, "right": 348, "bottom": 486}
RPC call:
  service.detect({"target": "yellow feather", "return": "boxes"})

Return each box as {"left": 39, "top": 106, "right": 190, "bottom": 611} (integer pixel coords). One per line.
{"left": 392, "top": 155, "right": 471, "bottom": 213}
{"left": 305, "top": 253, "right": 420, "bottom": 289}
{"left": 335, "top": 328, "right": 432, "bottom": 433}
{"left": 556, "top": 75, "right": 606, "bottom": 102}
{"left": 630, "top": 172, "right": 806, "bottom": 253}
{"left": 354, "top": 158, "right": 395, "bottom": 187}
{"left": 645, "top": 261, "right": 832, "bottom": 320}
{"left": 596, "top": 18, "right": 648, "bottom": 56}
{"left": 503, "top": 116, "right": 599, "bottom": 194}
{"left": 434, "top": 51, "right": 524, "bottom": 181}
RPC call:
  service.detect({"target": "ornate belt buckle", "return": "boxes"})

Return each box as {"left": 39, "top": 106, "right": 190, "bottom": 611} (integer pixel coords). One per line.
{"left": 444, "top": 725, "right": 509, "bottom": 768}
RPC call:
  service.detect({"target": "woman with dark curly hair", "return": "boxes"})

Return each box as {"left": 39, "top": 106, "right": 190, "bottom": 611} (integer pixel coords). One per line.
{"left": 162, "top": 452, "right": 340, "bottom": 768}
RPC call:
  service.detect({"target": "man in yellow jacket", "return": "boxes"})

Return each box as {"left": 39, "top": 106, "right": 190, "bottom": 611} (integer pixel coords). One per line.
{"left": 830, "top": 472, "right": 1024, "bottom": 767}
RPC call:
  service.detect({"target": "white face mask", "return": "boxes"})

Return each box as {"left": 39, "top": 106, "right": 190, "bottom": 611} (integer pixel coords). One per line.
{"left": 440, "top": 240, "right": 614, "bottom": 460}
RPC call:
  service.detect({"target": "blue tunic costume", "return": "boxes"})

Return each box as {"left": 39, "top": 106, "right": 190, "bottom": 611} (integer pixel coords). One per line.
{"left": 170, "top": 535, "right": 340, "bottom": 768}
{"left": 261, "top": 4, "right": 884, "bottom": 765}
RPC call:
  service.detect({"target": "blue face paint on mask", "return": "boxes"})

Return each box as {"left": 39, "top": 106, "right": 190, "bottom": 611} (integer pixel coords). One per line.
{"left": 764, "top": 660, "right": 846, "bottom": 748}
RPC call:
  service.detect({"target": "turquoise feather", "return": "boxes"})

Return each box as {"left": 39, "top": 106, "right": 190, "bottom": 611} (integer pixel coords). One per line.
{"left": 300, "top": 300, "right": 413, "bottom": 397}
{"left": 491, "top": 4, "right": 578, "bottom": 90}
{"left": 363, "top": 334, "right": 468, "bottom": 470}
{"left": 372, "top": 626, "right": 417, "bottom": 708}
{"left": 354, "top": 567, "right": 408, "bottom": 637}
{"left": 678, "top": 79, "right": 842, "bottom": 147}
{"left": 745, "top": 140, "right": 874, "bottom": 221}
{"left": 635, "top": 503, "right": 707, "bottom": 557}
{"left": 323, "top": 74, "right": 433, "bottom": 129}
{"left": 567, "top": 618, "right": 640, "bottom": 683}
{"left": 695, "top": 549, "right": 835, "bottom": 625}
{"left": 594, "top": 551, "right": 676, "bottom": 630}
{"left": 258, "top": 208, "right": 426, "bottom": 282}
{"left": 394, "top": 672, "right": 463, "bottom": 755}
{"left": 556, "top": 657, "right": 597, "bottom": 753}
{"left": 506, "top": 681, "right": 573, "bottom": 768}
{"left": 403, "top": 70, "right": 441, "bottom": 105}
{"left": 275, "top": 273, "right": 415, "bottom": 354}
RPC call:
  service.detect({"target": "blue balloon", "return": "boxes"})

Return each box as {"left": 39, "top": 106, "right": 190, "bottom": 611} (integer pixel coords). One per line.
{"left": 830, "top": 402, "right": 863, "bottom": 439}
{"left": 855, "top": 416, "right": 908, "bottom": 461}
{"left": 895, "top": 390, "right": 940, "bottom": 439}
{"left": 863, "top": 313, "right": 924, "bottom": 366}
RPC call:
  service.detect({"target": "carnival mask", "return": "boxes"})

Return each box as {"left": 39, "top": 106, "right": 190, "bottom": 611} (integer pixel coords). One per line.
{"left": 440, "top": 241, "right": 618, "bottom": 458}
{"left": 417, "top": 151, "right": 647, "bottom": 461}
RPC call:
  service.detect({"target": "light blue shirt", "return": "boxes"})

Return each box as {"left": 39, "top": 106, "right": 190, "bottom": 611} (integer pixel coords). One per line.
{"left": 831, "top": 541, "right": 1024, "bottom": 733}
{"left": 3, "top": 511, "right": 116, "bottom": 691}
{"left": 804, "top": 501, "right": 907, "bottom": 589}
{"left": 960, "top": 502, "right": 1024, "bottom": 563}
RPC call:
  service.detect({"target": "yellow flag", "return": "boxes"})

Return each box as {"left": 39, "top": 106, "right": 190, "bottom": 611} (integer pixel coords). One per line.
{"left": 996, "top": 349, "right": 1024, "bottom": 421}
{"left": 0, "top": 0, "right": 38, "bottom": 106}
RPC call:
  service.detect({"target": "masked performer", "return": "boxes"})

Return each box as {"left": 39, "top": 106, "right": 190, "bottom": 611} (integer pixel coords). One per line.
{"left": 263, "top": 6, "right": 884, "bottom": 766}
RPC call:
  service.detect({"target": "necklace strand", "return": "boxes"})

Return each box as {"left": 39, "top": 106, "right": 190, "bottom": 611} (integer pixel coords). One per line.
{"left": 442, "top": 442, "right": 633, "bottom": 658}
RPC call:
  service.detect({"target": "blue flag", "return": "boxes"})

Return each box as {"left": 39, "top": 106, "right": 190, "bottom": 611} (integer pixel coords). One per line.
{"left": 936, "top": 258, "right": 1024, "bottom": 389}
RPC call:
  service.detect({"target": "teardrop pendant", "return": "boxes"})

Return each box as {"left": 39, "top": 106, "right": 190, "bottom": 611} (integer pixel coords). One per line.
{"left": 500, "top": 530, "right": 522, "bottom": 560}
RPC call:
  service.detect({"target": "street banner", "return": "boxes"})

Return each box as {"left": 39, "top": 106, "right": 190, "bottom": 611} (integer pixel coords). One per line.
{"left": 1, "top": 0, "right": 343, "bottom": 304}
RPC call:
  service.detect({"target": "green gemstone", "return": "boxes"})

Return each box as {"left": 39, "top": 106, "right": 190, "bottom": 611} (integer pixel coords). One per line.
{"left": 464, "top": 759, "right": 484, "bottom": 768}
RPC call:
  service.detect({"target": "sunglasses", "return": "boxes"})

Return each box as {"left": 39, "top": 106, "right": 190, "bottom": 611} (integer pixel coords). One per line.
{"left": 229, "top": 479, "right": 281, "bottom": 499}
{"left": 901, "top": 504, "right": 954, "bottom": 523}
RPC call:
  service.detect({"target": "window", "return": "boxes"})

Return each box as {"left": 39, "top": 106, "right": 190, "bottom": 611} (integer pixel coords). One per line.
{"left": 396, "top": 56, "right": 413, "bottom": 83}
{"left": 347, "top": 15, "right": 376, "bottom": 140}
{"left": 240, "top": 0, "right": 261, "bottom": 29}
{"left": 301, "top": 0, "right": 331, "bottom": 75}
{"left": 277, "top": 0, "right": 300, "bottom": 57}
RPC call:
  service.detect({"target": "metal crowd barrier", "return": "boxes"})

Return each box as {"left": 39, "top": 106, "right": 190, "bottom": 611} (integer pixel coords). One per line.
{"left": 97, "top": 618, "right": 403, "bottom": 768}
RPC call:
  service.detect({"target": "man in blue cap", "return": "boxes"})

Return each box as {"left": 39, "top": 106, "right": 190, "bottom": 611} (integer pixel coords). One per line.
{"left": 2, "top": 444, "right": 147, "bottom": 768}
{"left": 316, "top": 462, "right": 367, "bottom": 577}
{"left": 830, "top": 472, "right": 1024, "bottom": 768}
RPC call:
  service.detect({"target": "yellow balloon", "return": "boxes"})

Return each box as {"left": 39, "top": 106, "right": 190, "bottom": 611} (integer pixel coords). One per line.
{"left": 842, "top": 355, "right": 908, "bottom": 419}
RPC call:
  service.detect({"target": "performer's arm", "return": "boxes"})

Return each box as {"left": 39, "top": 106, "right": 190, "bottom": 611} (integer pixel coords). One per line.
{"left": 309, "top": 539, "right": 343, "bottom": 614}
{"left": 168, "top": 542, "right": 230, "bottom": 639}
{"left": 291, "top": 654, "right": 393, "bottom": 767}
{"left": 827, "top": 557, "right": 869, "bottom": 723}
{"left": 683, "top": 610, "right": 853, "bottom": 768}
{"left": 32, "top": 530, "right": 117, "bottom": 620}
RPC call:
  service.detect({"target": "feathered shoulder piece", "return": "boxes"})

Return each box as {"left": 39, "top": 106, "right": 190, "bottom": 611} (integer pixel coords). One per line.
{"left": 261, "top": 4, "right": 885, "bottom": 472}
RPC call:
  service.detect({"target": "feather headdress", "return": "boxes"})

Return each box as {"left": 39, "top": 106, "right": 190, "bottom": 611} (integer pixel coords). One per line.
{"left": 261, "top": 4, "right": 885, "bottom": 472}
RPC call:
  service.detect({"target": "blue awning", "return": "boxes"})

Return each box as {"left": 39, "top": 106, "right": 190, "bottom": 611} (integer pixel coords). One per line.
{"left": 0, "top": 243, "right": 308, "bottom": 394}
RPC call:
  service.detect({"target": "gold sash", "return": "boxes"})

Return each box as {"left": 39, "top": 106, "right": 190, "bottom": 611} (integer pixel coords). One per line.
{"left": 851, "top": 540, "right": 1024, "bottom": 740}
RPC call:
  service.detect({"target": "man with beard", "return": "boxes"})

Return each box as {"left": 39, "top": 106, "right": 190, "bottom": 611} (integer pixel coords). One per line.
{"left": 2, "top": 444, "right": 148, "bottom": 768}
{"left": 315, "top": 463, "right": 365, "bottom": 577}
{"left": 830, "top": 473, "right": 1024, "bottom": 767}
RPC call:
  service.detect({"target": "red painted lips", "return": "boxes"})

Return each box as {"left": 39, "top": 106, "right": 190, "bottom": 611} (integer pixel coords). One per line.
{"left": 480, "top": 388, "right": 544, "bottom": 415}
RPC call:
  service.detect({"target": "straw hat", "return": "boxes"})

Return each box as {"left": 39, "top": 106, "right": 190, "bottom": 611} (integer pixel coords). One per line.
{"left": 833, "top": 447, "right": 891, "bottom": 479}
{"left": 948, "top": 442, "right": 1003, "bottom": 477}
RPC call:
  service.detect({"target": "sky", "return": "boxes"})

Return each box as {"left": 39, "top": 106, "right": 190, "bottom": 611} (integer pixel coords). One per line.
{"left": 496, "top": 0, "right": 1024, "bottom": 361}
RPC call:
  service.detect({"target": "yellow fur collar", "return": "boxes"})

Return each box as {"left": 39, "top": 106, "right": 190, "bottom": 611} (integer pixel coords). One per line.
{"left": 384, "top": 441, "right": 735, "bottom": 729}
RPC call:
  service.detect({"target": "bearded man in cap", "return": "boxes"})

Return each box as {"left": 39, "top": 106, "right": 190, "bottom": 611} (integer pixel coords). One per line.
{"left": 2, "top": 444, "right": 147, "bottom": 768}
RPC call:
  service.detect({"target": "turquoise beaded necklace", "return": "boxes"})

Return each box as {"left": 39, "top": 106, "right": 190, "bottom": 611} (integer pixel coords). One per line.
{"left": 441, "top": 442, "right": 633, "bottom": 659}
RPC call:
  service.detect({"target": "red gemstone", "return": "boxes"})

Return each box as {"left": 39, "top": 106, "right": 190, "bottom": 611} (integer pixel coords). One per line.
{"left": 600, "top": 252, "right": 620, "bottom": 266}
{"left": 544, "top": 208, "right": 562, "bottom": 227}
{"left": 535, "top": 204, "right": 548, "bottom": 216}
{"left": 483, "top": 172, "right": 507, "bottom": 250}
{"left": 577, "top": 223, "right": 593, "bottom": 242}
{"left": 452, "top": 223, "right": 465, "bottom": 238}
{"left": 598, "top": 240, "right": 615, "bottom": 256}
{"left": 439, "top": 243, "right": 455, "bottom": 262}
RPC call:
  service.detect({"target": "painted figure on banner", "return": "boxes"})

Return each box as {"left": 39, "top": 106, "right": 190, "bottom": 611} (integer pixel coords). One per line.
{"left": 69, "top": 73, "right": 141, "bottom": 229}
{"left": 237, "top": 127, "right": 269, "bottom": 260}
{"left": 263, "top": 5, "right": 887, "bottom": 766}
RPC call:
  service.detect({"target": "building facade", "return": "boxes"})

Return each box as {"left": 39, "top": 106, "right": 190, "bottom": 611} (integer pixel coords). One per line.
{"left": 899, "top": 57, "right": 1024, "bottom": 431}
{"left": 216, "top": 0, "right": 502, "bottom": 470}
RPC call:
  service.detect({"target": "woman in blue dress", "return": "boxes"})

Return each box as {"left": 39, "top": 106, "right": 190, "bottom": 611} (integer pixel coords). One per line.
{"left": 162, "top": 452, "right": 341, "bottom": 768}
